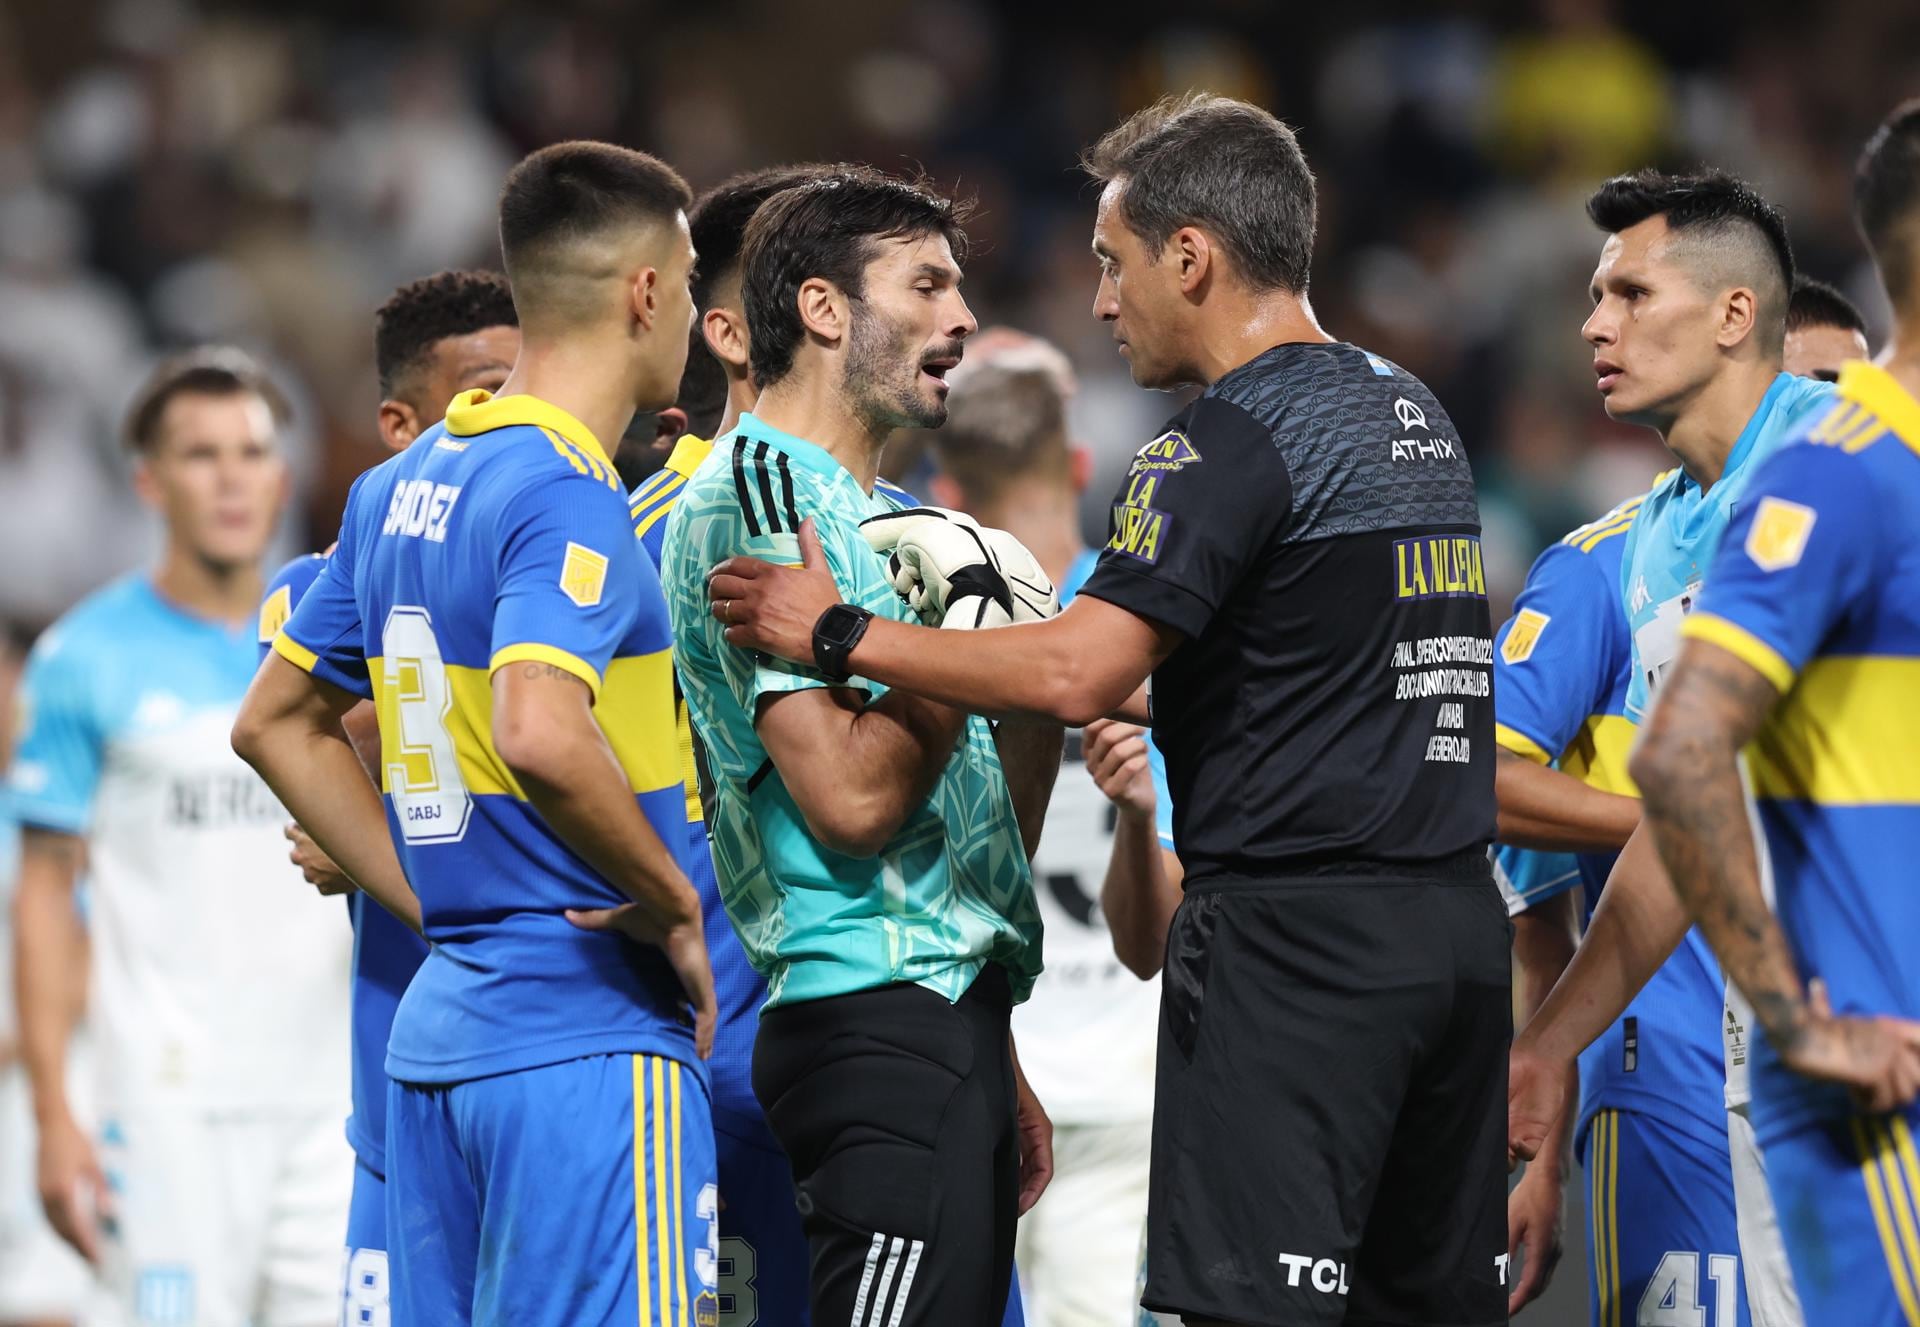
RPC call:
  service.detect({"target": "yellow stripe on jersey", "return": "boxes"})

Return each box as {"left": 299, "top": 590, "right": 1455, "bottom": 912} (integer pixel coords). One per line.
{"left": 597, "top": 654, "right": 685, "bottom": 797}
{"left": 1558, "top": 714, "right": 1639, "bottom": 798}
{"left": 1741, "top": 656, "right": 1920, "bottom": 804}
{"left": 671, "top": 1063, "right": 690, "bottom": 1327}
{"left": 272, "top": 630, "right": 320, "bottom": 673}
{"left": 1839, "top": 362, "right": 1920, "bottom": 457}
{"left": 367, "top": 649, "right": 679, "bottom": 800}
{"left": 634, "top": 1056, "right": 652, "bottom": 1324}
{"left": 542, "top": 427, "right": 618, "bottom": 490}
{"left": 1857, "top": 1116, "right": 1920, "bottom": 1326}
{"left": 1494, "top": 723, "right": 1552, "bottom": 764}
{"left": 635, "top": 496, "right": 681, "bottom": 541}
{"left": 490, "top": 642, "right": 604, "bottom": 701}
{"left": 630, "top": 473, "right": 687, "bottom": 527}
{"left": 653, "top": 1055, "right": 672, "bottom": 1327}
{"left": 1577, "top": 512, "right": 1639, "bottom": 553}
{"left": 1590, "top": 1112, "right": 1606, "bottom": 1327}
{"left": 1562, "top": 497, "right": 1645, "bottom": 551}
{"left": 1682, "top": 614, "right": 1797, "bottom": 693}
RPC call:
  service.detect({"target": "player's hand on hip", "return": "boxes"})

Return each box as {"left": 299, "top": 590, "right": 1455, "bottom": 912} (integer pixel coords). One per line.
{"left": 1505, "top": 1043, "right": 1567, "bottom": 1171}
{"left": 1778, "top": 982, "right": 1920, "bottom": 1112}
{"left": 285, "top": 821, "right": 356, "bottom": 896}
{"left": 1505, "top": 1156, "right": 1566, "bottom": 1315}
{"left": 709, "top": 517, "right": 840, "bottom": 665}
{"left": 36, "top": 1109, "right": 108, "bottom": 1264}
{"left": 1011, "top": 1057, "right": 1054, "bottom": 1215}
{"left": 565, "top": 902, "right": 718, "bottom": 1059}
{"left": 1083, "top": 720, "right": 1155, "bottom": 818}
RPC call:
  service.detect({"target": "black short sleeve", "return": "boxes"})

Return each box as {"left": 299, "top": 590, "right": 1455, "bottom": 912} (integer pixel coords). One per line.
{"left": 1079, "top": 396, "right": 1291, "bottom": 639}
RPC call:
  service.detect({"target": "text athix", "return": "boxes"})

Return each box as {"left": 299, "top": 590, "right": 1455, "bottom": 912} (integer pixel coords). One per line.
{"left": 383, "top": 480, "right": 463, "bottom": 544}
{"left": 1392, "top": 535, "right": 1485, "bottom": 601}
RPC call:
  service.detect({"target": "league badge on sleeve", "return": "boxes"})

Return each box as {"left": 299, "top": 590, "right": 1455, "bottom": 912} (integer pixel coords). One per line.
{"left": 560, "top": 541, "right": 610, "bottom": 607}
{"left": 1500, "top": 609, "right": 1550, "bottom": 664}
{"left": 1744, "top": 497, "right": 1816, "bottom": 572}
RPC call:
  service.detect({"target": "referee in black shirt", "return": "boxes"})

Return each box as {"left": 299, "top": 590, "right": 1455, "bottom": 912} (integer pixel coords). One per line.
{"left": 709, "top": 92, "right": 1508, "bottom": 1327}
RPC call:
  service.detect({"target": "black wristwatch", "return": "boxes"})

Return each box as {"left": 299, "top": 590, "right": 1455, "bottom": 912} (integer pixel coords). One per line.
{"left": 812, "top": 603, "right": 874, "bottom": 682}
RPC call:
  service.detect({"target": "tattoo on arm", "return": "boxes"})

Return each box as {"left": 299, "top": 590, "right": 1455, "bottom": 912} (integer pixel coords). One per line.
{"left": 20, "top": 828, "right": 83, "bottom": 870}
{"left": 519, "top": 663, "right": 579, "bottom": 682}
{"left": 1630, "top": 641, "right": 1802, "bottom": 1045}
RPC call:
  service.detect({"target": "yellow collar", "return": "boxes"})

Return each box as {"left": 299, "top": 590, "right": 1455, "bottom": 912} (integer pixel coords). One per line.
{"left": 1837, "top": 360, "right": 1920, "bottom": 457}
{"left": 442, "top": 390, "right": 612, "bottom": 470}
{"left": 665, "top": 434, "right": 714, "bottom": 479}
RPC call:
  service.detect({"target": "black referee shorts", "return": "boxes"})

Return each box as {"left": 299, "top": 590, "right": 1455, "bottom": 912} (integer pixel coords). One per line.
{"left": 1144, "top": 863, "right": 1512, "bottom": 1327}
{"left": 753, "top": 964, "right": 1018, "bottom": 1327}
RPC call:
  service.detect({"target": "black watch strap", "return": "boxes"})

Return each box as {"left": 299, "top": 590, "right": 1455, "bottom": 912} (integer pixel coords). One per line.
{"left": 812, "top": 604, "right": 875, "bottom": 682}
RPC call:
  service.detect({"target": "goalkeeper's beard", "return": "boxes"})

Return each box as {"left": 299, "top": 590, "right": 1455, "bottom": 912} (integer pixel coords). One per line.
{"left": 844, "top": 303, "right": 951, "bottom": 434}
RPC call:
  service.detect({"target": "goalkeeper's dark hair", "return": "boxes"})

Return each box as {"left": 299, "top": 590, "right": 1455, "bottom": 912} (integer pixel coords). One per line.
{"left": 1855, "top": 99, "right": 1920, "bottom": 314}
{"left": 740, "top": 165, "right": 972, "bottom": 389}
{"left": 1786, "top": 276, "right": 1868, "bottom": 337}
{"left": 1587, "top": 168, "right": 1794, "bottom": 352}
{"left": 125, "top": 347, "right": 288, "bottom": 454}
{"left": 497, "top": 141, "right": 691, "bottom": 325}
{"left": 373, "top": 269, "right": 518, "bottom": 400}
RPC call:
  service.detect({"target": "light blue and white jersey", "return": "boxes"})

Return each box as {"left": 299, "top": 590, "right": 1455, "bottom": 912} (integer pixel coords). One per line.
{"left": 7, "top": 576, "right": 350, "bottom": 1110}
{"left": 1620, "top": 374, "right": 1834, "bottom": 720}
{"left": 1617, "top": 371, "right": 1833, "bottom": 1115}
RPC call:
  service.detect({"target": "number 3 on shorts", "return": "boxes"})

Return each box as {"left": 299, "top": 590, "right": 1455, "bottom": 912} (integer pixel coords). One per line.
{"left": 379, "top": 606, "right": 472, "bottom": 845}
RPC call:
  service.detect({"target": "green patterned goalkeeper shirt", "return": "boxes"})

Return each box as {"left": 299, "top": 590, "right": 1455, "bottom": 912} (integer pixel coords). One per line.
{"left": 660, "top": 413, "right": 1041, "bottom": 1009}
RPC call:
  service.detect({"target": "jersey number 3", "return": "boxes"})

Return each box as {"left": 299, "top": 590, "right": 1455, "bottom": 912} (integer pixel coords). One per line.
{"left": 381, "top": 607, "right": 473, "bottom": 845}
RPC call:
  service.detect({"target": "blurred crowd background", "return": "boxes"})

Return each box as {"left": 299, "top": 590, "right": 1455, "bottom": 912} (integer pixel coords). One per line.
{"left": 1, "top": 0, "right": 1917, "bottom": 634}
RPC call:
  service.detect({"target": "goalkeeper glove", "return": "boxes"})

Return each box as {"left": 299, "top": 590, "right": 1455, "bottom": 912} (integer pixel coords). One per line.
{"left": 857, "top": 506, "right": 1058, "bottom": 628}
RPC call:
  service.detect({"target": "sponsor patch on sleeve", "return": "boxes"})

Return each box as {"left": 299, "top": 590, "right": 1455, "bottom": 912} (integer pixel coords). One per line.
{"left": 1500, "top": 609, "right": 1550, "bottom": 664}
{"left": 560, "top": 541, "right": 610, "bottom": 607}
{"left": 1129, "top": 429, "right": 1202, "bottom": 473}
{"left": 1744, "top": 496, "right": 1816, "bottom": 572}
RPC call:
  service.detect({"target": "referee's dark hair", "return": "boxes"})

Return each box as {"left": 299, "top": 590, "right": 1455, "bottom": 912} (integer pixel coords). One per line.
{"left": 740, "top": 166, "right": 972, "bottom": 389}
{"left": 1855, "top": 98, "right": 1920, "bottom": 314}
{"left": 125, "top": 347, "right": 287, "bottom": 455}
{"left": 1586, "top": 169, "right": 1795, "bottom": 352}
{"left": 373, "top": 270, "right": 518, "bottom": 401}
{"left": 1786, "top": 276, "right": 1868, "bottom": 337}
{"left": 1082, "top": 92, "right": 1317, "bottom": 294}
{"left": 497, "top": 141, "right": 692, "bottom": 326}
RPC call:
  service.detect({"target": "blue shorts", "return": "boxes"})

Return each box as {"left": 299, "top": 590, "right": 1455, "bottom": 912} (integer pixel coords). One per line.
{"left": 1583, "top": 1107, "right": 1749, "bottom": 1327}
{"left": 1764, "top": 1104, "right": 1920, "bottom": 1326}
{"left": 388, "top": 1053, "right": 717, "bottom": 1327}
{"left": 342, "top": 1157, "right": 389, "bottom": 1326}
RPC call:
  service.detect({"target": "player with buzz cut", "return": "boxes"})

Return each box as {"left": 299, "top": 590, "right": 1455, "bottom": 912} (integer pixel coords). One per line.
{"left": 255, "top": 267, "right": 520, "bottom": 1327}
{"left": 8, "top": 348, "right": 353, "bottom": 1327}
{"left": 1508, "top": 169, "right": 1858, "bottom": 1327}
{"left": 1627, "top": 98, "right": 1920, "bottom": 1327}
{"left": 662, "top": 165, "right": 1060, "bottom": 1327}
{"left": 233, "top": 140, "right": 719, "bottom": 1327}
{"left": 1783, "top": 275, "right": 1872, "bottom": 380}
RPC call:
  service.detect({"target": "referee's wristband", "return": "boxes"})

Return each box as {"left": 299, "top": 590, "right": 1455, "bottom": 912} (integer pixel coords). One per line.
{"left": 812, "top": 603, "right": 874, "bottom": 682}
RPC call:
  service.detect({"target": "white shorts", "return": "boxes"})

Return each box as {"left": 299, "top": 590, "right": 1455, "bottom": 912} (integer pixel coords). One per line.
{"left": 0, "top": 1062, "right": 95, "bottom": 1322}
{"left": 1727, "top": 1106, "right": 1804, "bottom": 1327}
{"left": 1016, "top": 1119, "right": 1153, "bottom": 1327}
{"left": 94, "top": 1105, "right": 352, "bottom": 1327}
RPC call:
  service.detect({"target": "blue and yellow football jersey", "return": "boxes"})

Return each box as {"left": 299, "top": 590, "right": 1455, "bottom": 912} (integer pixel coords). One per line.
{"left": 274, "top": 389, "right": 699, "bottom": 1084}
{"left": 1684, "top": 361, "right": 1920, "bottom": 1325}
{"left": 1686, "top": 362, "right": 1920, "bottom": 1137}
{"left": 1492, "top": 494, "right": 1728, "bottom": 1147}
